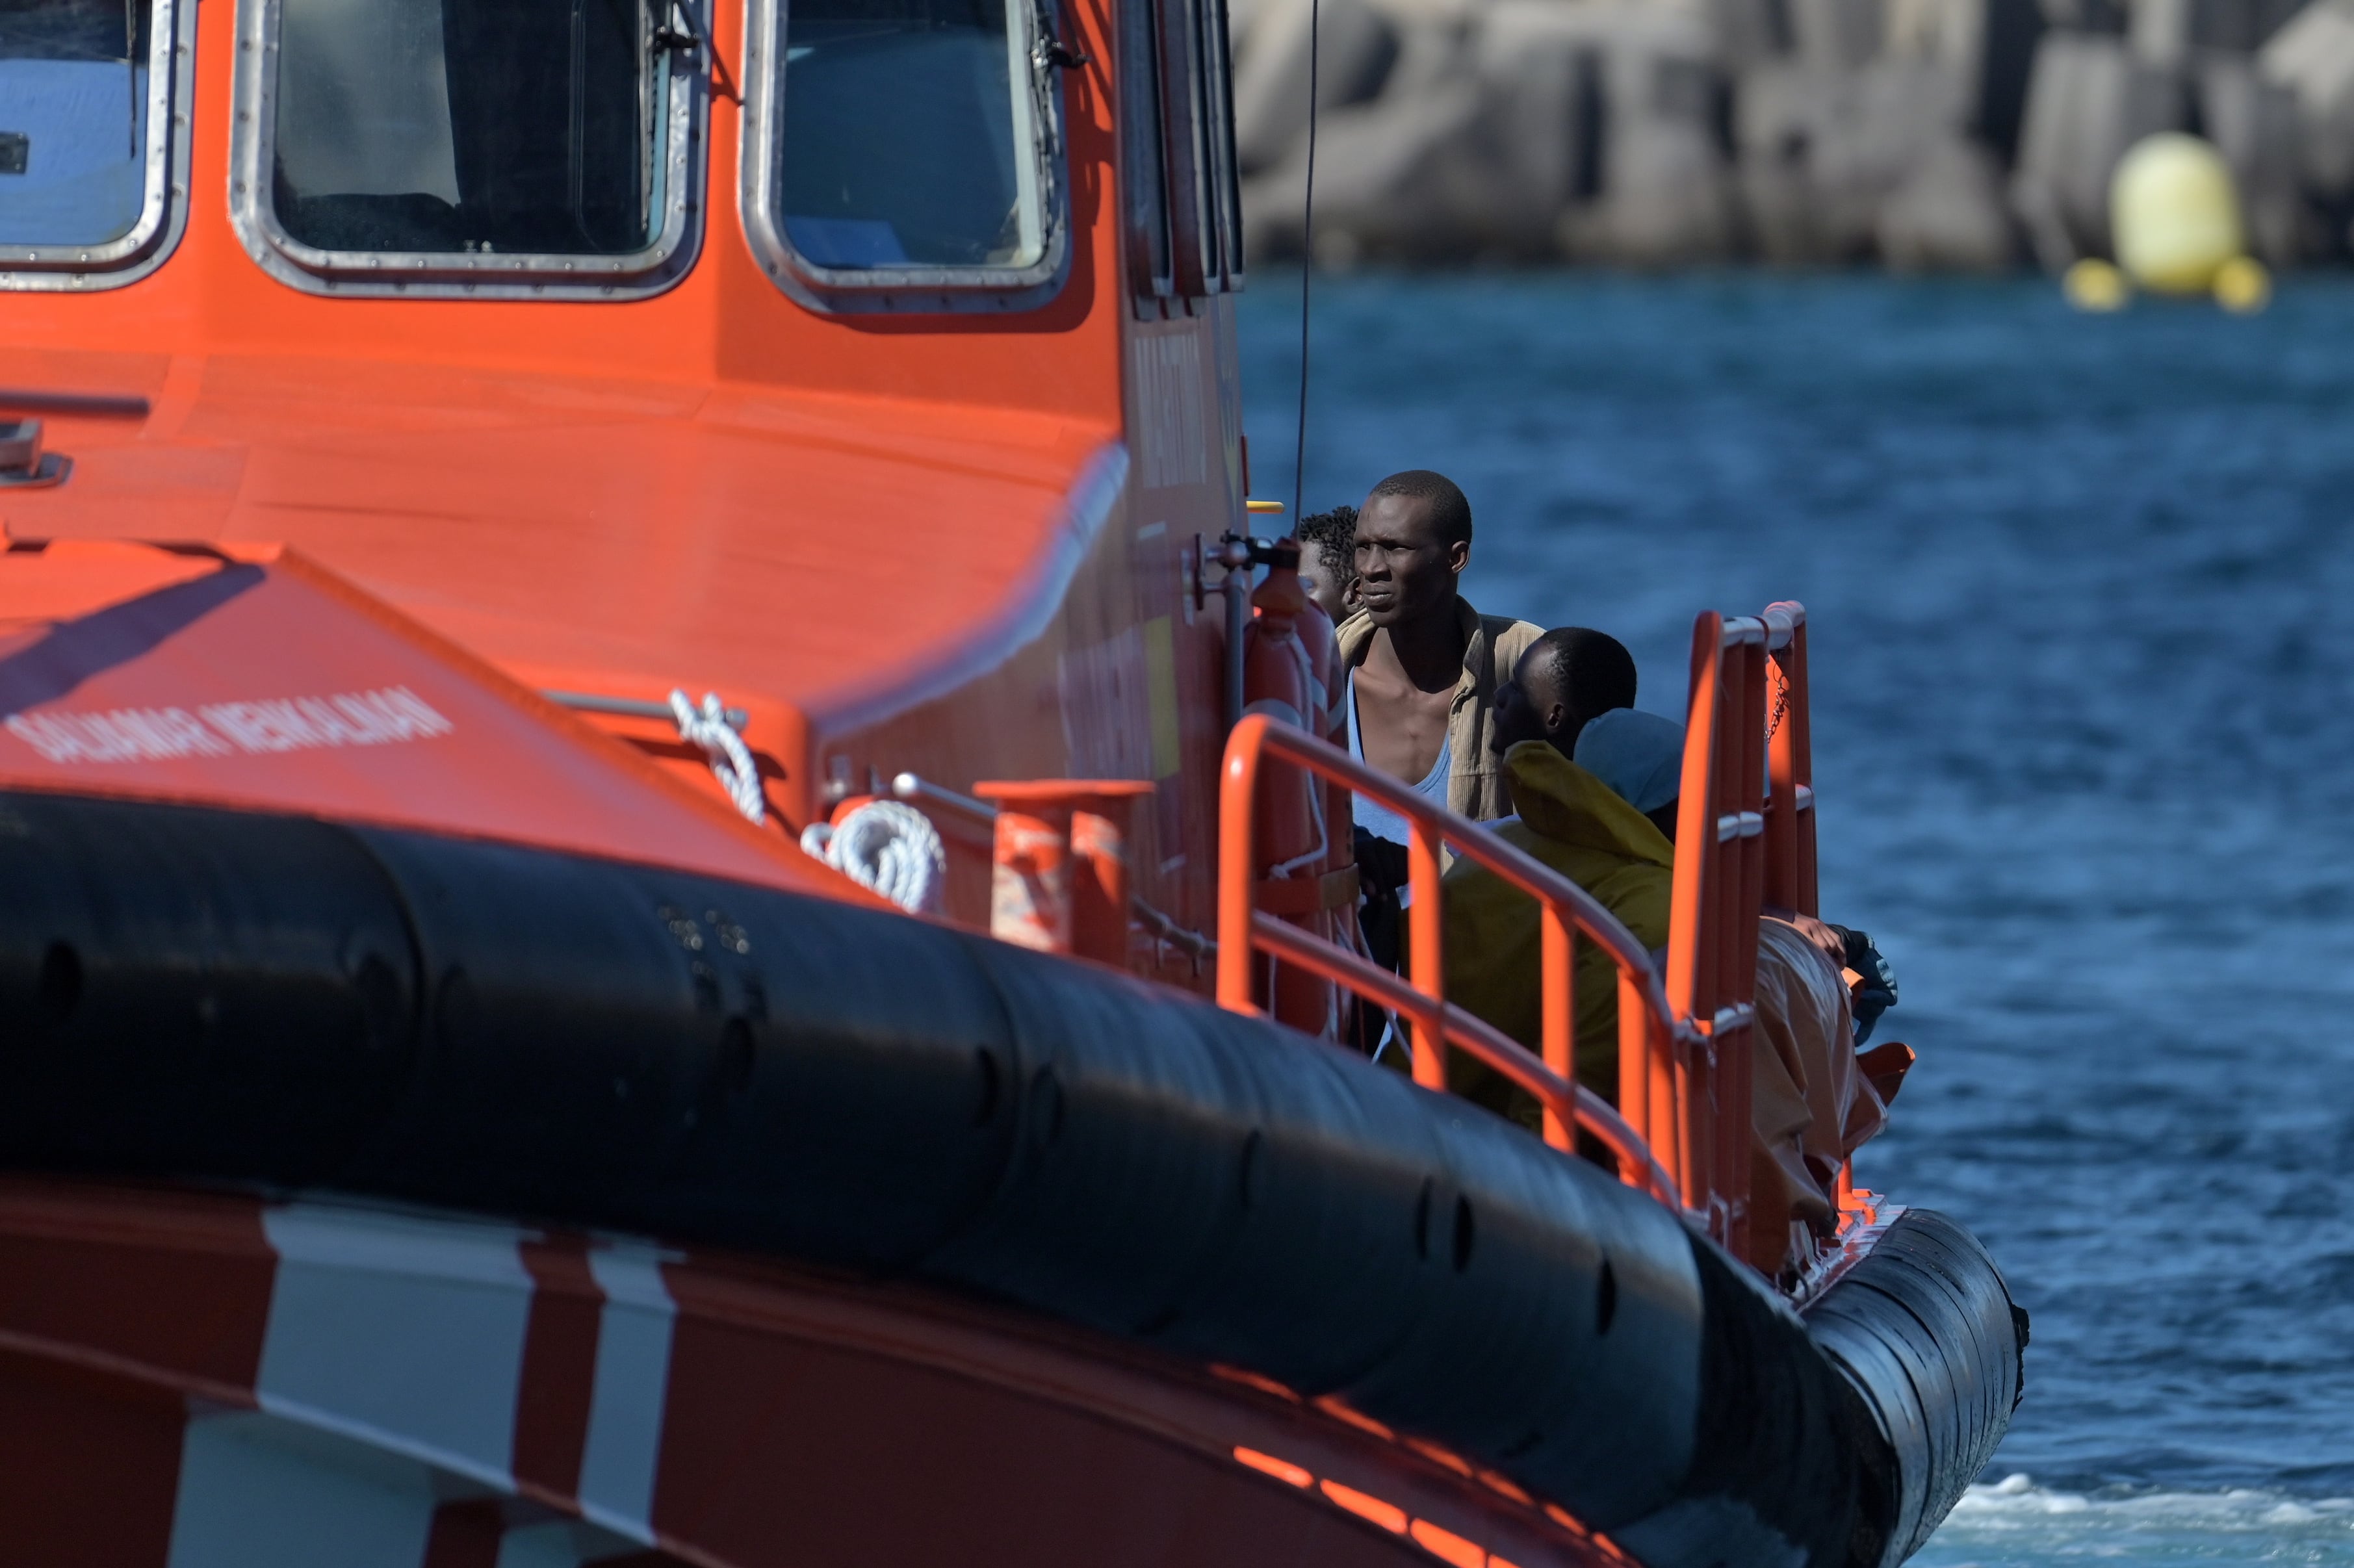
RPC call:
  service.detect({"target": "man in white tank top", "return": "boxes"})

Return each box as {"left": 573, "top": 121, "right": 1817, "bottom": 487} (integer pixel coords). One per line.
{"left": 1332, "top": 470, "right": 1540, "bottom": 972}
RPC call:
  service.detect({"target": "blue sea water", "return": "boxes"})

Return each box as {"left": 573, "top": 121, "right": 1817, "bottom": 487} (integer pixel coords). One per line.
{"left": 1238, "top": 272, "right": 2354, "bottom": 1566}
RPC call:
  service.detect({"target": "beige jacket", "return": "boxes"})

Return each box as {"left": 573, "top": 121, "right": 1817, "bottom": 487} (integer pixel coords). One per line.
{"left": 1748, "top": 916, "right": 1888, "bottom": 1274}
{"left": 1334, "top": 596, "right": 1544, "bottom": 823}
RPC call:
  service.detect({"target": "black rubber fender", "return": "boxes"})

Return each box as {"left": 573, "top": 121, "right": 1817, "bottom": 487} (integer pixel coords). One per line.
{"left": 350, "top": 824, "right": 1027, "bottom": 1267}
{"left": 1803, "top": 1209, "right": 2028, "bottom": 1565}
{"left": 0, "top": 789, "right": 2022, "bottom": 1566}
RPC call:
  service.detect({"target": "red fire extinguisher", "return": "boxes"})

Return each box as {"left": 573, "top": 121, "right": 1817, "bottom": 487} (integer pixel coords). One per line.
{"left": 1291, "top": 582, "right": 1359, "bottom": 960}
{"left": 1242, "top": 540, "right": 1341, "bottom": 1036}
{"left": 1293, "top": 570, "right": 1371, "bottom": 1044}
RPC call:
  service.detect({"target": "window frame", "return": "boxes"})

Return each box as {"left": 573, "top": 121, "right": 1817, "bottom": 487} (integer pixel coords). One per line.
{"left": 1121, "top": 0, "right": 1241, "bottom": 311}
{"left": 0, "top": 0, "right": 200, "bottom": 294}
{"left": 1198, "top": 0, "right": 1242, "bottom": 287}
{"left": 1117, "top": 0, "right": 1173, "bottom": 303}
{"left": 739, "top": 0, "right": 1071, "bottom": 315}
{"left": 227, "top": 0, "right": 709, "bottom": 300}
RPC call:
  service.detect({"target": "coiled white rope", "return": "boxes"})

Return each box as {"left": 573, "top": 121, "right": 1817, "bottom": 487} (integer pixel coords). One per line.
{"left": 669, "top": 689, "right": 766, "bottom": 827}
{"left": 800, "top": 800, "right": 946, "bottom": 915}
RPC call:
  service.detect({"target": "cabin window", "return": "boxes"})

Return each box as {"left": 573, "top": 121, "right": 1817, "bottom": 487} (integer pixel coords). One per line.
{"left": 0, "top": 0, "right": 192, "bottom": 290}
{"left": 740, "top": 0, "right": 1067, "bottom": 310}
{"left": 231, "top": 0, "right": 707, "bottom": 298}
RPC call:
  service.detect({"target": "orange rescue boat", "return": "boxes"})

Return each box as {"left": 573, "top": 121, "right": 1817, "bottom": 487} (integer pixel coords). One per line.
{"left": 0, "top": 0, "right": 2021, "bottom": 1563}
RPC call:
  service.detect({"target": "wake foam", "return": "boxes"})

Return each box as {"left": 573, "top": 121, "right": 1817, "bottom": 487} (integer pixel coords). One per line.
{"left": 1915, "top": 1474, "right": 2354, "bottom": 1566}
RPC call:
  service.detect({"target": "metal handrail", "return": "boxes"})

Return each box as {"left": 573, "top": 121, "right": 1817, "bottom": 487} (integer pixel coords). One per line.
{"left": 1250, "top": 915, "right": 1679, "bottom": 1202}
{"left": 1216, "top": 712, "right": 1690, "bottom": 1206}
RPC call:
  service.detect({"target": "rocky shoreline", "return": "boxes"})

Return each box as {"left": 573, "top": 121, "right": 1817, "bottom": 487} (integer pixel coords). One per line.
{"left": 1231, "top": 0, "right": 2354, "bottom": 270}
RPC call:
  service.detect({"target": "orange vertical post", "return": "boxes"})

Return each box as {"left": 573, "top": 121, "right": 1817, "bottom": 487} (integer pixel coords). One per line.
{"left": 1539, "top": 908, "right": 1576, "bottom": 1150}
{"left": 1068, "top": 784, "right": 1157, "bottom": 967}
{"left": 1788, "top": 615, "right": 1818, "bottom": 919}
{"left": 1664, "top": 612, "right": 1774, "bottom": 1246}
{"left": 977, "top": 780, "right": 1154, "bottom": 964}
{"left": 1070, "top": 805, "right": 1131, "bottom": 963}
{"left": 1666, "top": 613, "right": 1722, "bottom": 1215}
{"left": 1763, "top": 602, "right": 1817, "bottom": 919}
{"left": 1217, "top": 724, "right": 1268, "bottom": 1013}
{"left": 1618, "top": 970, "right": 1670, "bottom": 1181}
{"left": 1718, "top": 631, "right": 1768, "bottom": 1260}
{"left": 977, "top": 796, "right": 1074, "bottom": 953}
{"left": 1765, "top": 634, "right": 1800, "bottom": 911}
{"left": 1406, "top": 818, "right": 1447, "bottom": 1091}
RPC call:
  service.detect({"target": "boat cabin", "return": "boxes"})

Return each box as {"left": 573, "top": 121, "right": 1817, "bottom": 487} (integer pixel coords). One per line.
{"left": 1, "top": 0, "right": 1247, "bottom": 949}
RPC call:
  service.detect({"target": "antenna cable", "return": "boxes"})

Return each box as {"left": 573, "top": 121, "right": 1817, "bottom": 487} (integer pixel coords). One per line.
{"left": 1289, "top": 0, "right": 1319, "bottom": 525}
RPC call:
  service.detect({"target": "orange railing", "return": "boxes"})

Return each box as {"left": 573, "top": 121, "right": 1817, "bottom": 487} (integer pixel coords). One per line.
{"left": 1661, "top": 611, "right": 1774, "bottom": 1257}
{"left": 1215, "top": 606, "right": 1800, "bottom": 1252}
{"left": 1216, "top": 712, "right": 1683, "bottom": 1205}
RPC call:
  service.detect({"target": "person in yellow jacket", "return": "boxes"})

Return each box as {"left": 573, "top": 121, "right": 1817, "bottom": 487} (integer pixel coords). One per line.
{"left": 1442, "top": 632, "right": 1893, "bottom": 1273}
{"left": 1440, "top": 629, "right": 1669, "bottom": 1111}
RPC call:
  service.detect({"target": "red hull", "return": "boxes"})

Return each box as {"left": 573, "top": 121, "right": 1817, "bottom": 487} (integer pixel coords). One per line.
{"left": 0, "top": 1178, "right": 1627, "bottom": 1568}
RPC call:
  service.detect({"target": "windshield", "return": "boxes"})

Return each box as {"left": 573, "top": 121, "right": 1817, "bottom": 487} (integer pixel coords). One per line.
{"left": 775, "top": 0, "right": 1048, "bottom": 271}
{"left": 271, "top": 0, "right": 672, "bottom": 256}
{"left": 0, "top": 0, "right": 155, "bottom": 248}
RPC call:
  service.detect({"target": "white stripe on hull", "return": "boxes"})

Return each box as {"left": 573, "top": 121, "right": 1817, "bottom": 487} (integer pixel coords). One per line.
{"left": 164, "top": 1410, "right": 446, "bottom": 1568}
{"left": 578, "top": 1245, "right": 677, "bottom": 1543}
{"left": 257, "top": 1205, "right": 536, "bottom": 1491}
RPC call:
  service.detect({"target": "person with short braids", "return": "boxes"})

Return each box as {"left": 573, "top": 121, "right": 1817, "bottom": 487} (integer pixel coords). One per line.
{"left": 1293, "top": 504, "right": 1359, "bottom": 624}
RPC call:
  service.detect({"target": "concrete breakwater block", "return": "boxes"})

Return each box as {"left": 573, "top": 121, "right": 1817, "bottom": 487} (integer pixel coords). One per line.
{"left": 1243, "top": 77, "right": 1518, "bottom": 262}
{"left": 1736, "top": 59, "right": 1972, "bottom": 261}
{"left": 1791, "top": 0, "right": 1885, "bottom": 71}
{"left": 1228, "top": 0, "right": 2351, "bottom": 270}
{"left": 1884, "top": 0, "right": 2045, "bottom": 159}
{"left": 1555, "top": 4, "right": 1739, "bottom": 263}
{"left": 1879, "top": 137, "right": 2020, "bottom": 268}
{"left": 2010, "top": 32, "right": 2189, "bottom": 267}
{"left": 1232, "top": 0, "right": 1405, "bottom": 173}
{"left": 2199, "top": 55, "right": 2305, "bottom": 261}
{"left": 1242, "top": 0, "right": 1736, "bottom": 264}
{"left": 2260, "top": 0, "right": 2354, "bottom": 199}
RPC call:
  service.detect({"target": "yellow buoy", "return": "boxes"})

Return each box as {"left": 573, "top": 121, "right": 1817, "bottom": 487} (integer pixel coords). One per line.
{"left": 2110, "top": 133, "right": 2244, "bottom": 296}
{"left": 2212, "top": 254, "right": 2272, "bottom": 314}
{"left": 2063, "top": 257, "right": 2130, "bottom": 313}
